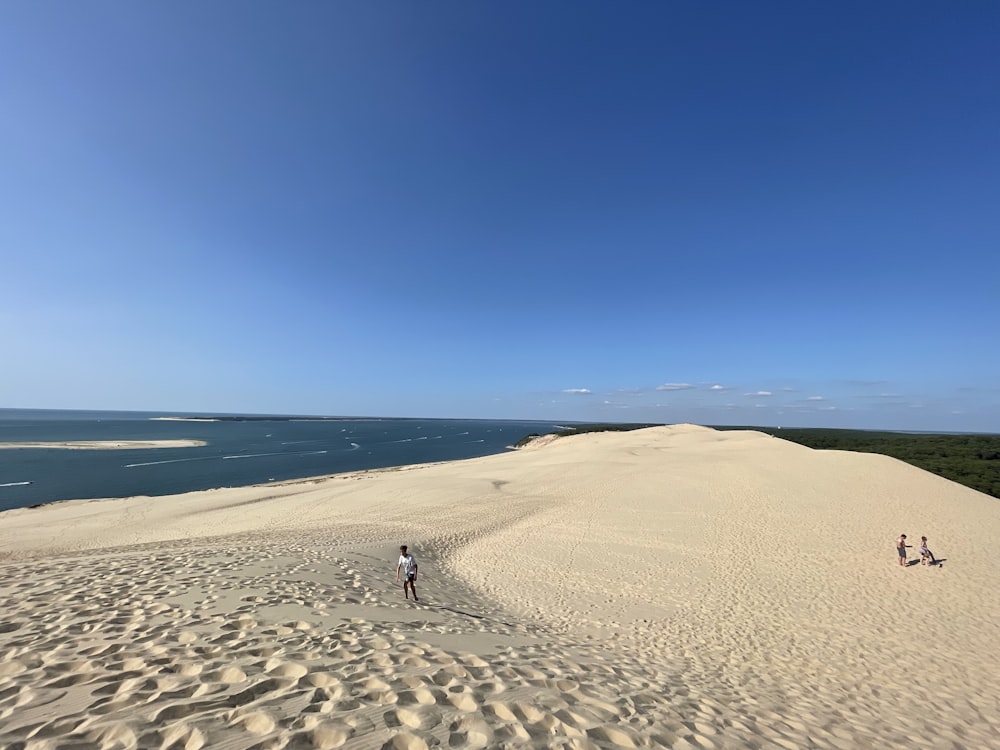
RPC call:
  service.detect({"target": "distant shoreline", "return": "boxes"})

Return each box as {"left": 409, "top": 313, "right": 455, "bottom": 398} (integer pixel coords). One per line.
{"left": 0, "top": 440, "right": 207, "bottom": 450}
{"left": 149, "top": 417, "right": 222, "bottom": 422}
{"left": 148, "top": 416, "right": 382, "bottom": 423}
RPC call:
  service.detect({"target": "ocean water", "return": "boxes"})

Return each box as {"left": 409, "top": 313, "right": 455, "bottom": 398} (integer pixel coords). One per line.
{"left": 0, "top": 409, "right": 564, "bottom": 512}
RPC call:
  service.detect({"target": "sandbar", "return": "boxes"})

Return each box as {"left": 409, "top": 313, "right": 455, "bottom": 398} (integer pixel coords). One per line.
{"left": 0, "top": 424, "right": 997, "bottom": 749}
{"left": 0, "top": 439, "right": 207, "bottom": 450}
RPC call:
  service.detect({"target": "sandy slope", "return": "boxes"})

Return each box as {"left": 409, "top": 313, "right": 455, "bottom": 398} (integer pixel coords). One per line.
{"left": 1, "top": 425, "right": 997, "bottom": 749}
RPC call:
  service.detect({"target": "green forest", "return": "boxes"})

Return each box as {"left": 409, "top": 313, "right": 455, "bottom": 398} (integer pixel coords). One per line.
{"left": 516, "top": 424, "right": 1000, "bottom": 500}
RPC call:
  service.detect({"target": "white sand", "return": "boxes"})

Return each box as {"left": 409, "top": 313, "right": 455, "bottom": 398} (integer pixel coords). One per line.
{"left": 0, "top": 440, "right": 207, "bottom": 450}
{"left": 1, "top": 425, "right": 998, "bottom": 749}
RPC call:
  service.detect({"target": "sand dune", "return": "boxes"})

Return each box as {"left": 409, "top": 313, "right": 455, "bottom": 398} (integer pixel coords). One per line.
{"left": 1, "top": 425, "right": 998, "bottom": 749}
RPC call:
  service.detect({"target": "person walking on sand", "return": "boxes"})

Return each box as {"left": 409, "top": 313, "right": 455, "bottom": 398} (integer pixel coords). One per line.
{"left": 897, "top": 534, "right": 909, "bottom": 566}
{"left": 396, "top": 545, "right": 419, "bottom": 601}
{"left": 919, "top": 536, "right": 937, "bottom": 565}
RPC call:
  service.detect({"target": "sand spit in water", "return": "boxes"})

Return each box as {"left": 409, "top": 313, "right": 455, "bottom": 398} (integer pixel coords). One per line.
{"left": 1, "top": 425, "right": 998, "bottom": 749}
{"left": 0, "top": 440, "right": 207, "bottom": 450}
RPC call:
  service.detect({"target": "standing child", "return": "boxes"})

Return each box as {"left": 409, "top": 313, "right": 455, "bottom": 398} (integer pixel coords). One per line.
{"left": 919, "top": 536, "right": 936, "bottom": 565}
{"left": 396, "top": 545, "right": 419, "bottom": 601}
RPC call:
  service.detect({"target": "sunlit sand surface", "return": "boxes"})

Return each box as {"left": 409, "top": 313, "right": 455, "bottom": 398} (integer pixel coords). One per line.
{"left": 1, "top": 426, "right": 997, "bottom": 749}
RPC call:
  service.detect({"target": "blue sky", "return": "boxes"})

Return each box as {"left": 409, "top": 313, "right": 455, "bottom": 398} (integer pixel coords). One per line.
{"left": 2, "top": 2, "right": 998, "bottom": 431}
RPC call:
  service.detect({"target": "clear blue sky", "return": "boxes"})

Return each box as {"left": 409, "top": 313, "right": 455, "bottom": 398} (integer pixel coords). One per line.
{"left": 2, "top": 2, "right": 998, "bottom": 431}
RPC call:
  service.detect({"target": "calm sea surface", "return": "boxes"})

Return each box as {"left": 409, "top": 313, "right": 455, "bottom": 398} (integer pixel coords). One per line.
{"left": 0, "top": 409, "right": 565, "bottom": 512}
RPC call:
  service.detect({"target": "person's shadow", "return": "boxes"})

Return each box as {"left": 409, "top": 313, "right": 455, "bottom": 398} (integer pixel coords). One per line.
{"left": 909, "top": 558, "right": 947, "bottom": 567}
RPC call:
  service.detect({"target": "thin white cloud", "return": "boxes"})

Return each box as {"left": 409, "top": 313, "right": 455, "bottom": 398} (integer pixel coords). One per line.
{"left": 707, "top": 384, "right": 732, "bottom": 392}
{"left": 656, "top": 383, "right": 695, "bottom": 391}
{"left": 745, "top": 391, "right": 772, "bottom": 397}
{"left": 562, "top": 388, "right": 592, "bottom": 395}
{"left": 806, "top": 395, "right": 825, "bottom": 401}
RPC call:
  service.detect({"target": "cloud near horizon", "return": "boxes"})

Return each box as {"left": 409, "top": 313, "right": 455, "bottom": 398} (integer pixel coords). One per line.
{"left": 562, "top": 388, "right": 592, "bottom": 395}
{"left": 745, "top": 391, "right": 772, "bottom": 397}
{"left": 656, "top": 383, "right": 695, "bottom": 391}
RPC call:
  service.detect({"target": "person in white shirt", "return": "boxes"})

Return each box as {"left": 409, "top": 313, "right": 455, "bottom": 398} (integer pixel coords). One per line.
{"left": 395, "top": 545, "right": 419, "bottom": 601}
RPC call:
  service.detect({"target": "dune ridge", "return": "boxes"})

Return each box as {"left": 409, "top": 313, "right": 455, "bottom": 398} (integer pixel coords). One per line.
{"left": 1, "top": 425, "right": 998, "bottom": 749}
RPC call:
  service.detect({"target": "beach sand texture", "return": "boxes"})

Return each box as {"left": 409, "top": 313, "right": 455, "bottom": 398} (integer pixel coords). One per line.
{"left": 1, "top": 425, "right": 998, "bottom": 749}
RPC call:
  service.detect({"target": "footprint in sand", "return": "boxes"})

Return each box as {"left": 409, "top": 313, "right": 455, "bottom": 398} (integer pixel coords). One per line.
{"left": 368, "top": 652, "right": 395, "bottom": 669}
{"left": 229, "top": 709, "right": 276, "bottom": 734}
{"left": 309, "top": 721, "right": 353, "bottom": 749}
{"left": 175, "top": 662, "right": 202, "bottom": 677}
{"left": 493, "top": 723, "right": 531, "bottom": 743}
{"left": 511, "top": 701, "right": 548, "bottom": 723}
{"left": 177, "top": 630, "right": 198, "bottom": 644}
{"left": 400, "top": 654, "right": 431, "bottom": 668}
{"left": 203, "top": 666, "right": 247, "bottom": 684}
{"left": 158, "top": 722, "right": 205, "bottom": 750}
{"left": 264, "top": 660, "right": 308, "bottom": 679}
{"left": 587, "top": 724, "right": 642, "bottom": 748}
{"left": 396, "top": 687, "right": 439, "bottom": 706}
{"left": 381, "top": 733, "right": 430, "bottom": 750}
{"left": 431, "top": 669, "right": 456, "bottom": 687}
{"left": 444, "top": 687, "right": 479, "bottom": 712}
{"left": 361, "top": 678, "right": 398, "bottom": 704}
{"left": 88, "top": 722, "right": 138, "bottom": 748}
{"left": 481, "top": 702, "right": 517, "bottom": 722}
{"left": 384, "top": 705, "right": 442, "bottom": 731}
{"left": 447, "top": 715, "right": 493, "bottom": 749}
{"left": 306, "top": 672, "right": 343, "bottom": 689}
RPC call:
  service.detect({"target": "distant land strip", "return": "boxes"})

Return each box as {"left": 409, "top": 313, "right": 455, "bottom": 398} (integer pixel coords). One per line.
{"left": 516, "top": 424, "right": 1000, "bottom": 500}
{"left": 149, "top": 416, "right": 384, "bottom": 422}
{"left": 0, "top": 440, "right": 207, "bottom": 450}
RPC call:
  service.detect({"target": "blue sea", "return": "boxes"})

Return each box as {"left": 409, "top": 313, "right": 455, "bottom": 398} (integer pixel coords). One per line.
{"left": 0, "top": 409, "right": 565, "bottom": 512}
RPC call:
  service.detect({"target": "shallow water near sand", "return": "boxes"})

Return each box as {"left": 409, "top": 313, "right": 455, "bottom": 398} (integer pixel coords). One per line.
{"left": 0, "top": 409, "right": 562, "bottom": 511}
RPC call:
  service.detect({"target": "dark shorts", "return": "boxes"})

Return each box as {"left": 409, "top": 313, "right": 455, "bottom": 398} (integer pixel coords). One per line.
{"left": 897, "top": 547, "right": 906, "bottom": 558}
{"left": 405, "top": 573, "right": 415, "bottom": 582}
